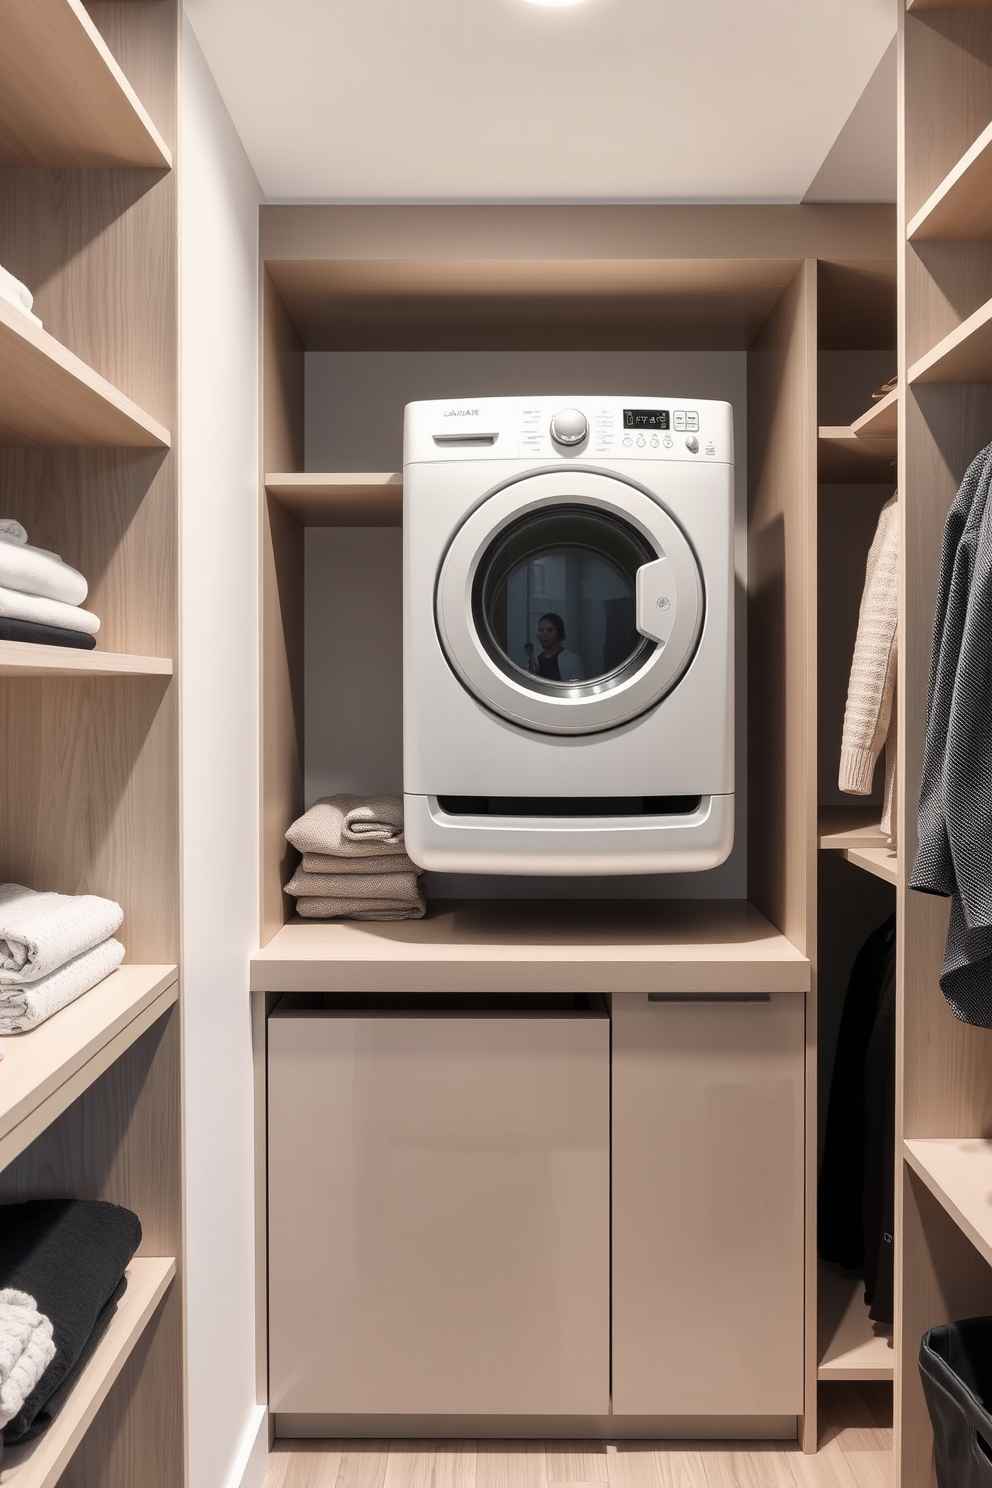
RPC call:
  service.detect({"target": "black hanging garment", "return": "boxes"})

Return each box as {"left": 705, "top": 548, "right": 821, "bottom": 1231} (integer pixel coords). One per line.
{"left": 819, "top": 914, "right": 896, "bottom": 1324}
{"left": 911, "top": 440, "right": 992, "bottom": 1026}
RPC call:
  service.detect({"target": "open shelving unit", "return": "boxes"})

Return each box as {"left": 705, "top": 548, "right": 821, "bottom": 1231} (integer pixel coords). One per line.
{"left": 904, "top": 1140, "right": 992, "bottom": 1271}
{"left": 265, "top": 471, "right": 402, "bottom": 526}
{"left": 818, "top": 808, "right": 899, "bottom": 886}
{"left": 817, "top": 1261, "right": 894, "bottom": 1382}
{"left": 0, "top": 2, "right": 184, "bottom": 1486}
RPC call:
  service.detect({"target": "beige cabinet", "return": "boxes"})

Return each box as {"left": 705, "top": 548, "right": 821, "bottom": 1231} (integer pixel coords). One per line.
{"left": 268, "top": 993, "right": 610, "bottom": 1417}
{"left": 612, "top": 991, "right": 805, "bottom": 1417}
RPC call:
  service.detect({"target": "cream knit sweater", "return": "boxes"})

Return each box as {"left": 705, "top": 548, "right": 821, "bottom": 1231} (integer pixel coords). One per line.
{"left": 839, "top": 494, "right": 899, "bottom": 840}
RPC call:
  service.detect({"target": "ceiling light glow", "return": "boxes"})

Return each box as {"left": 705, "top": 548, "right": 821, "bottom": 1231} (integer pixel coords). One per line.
{"left": 522, "top": 0, "right": 590, "bottom": 7}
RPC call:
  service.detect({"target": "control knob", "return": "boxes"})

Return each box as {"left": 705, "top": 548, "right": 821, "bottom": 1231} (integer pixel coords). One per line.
{"left": 550, "top": 408, "right": 588, "bottom": 447}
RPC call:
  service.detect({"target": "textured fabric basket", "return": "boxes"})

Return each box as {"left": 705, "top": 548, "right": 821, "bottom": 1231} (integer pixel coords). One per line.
{"left": 920, "top": 1318, "right": 992, "bottom": 1486}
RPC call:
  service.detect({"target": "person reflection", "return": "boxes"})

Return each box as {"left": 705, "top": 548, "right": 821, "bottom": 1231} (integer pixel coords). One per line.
{"left": 524, "top": 612, "right": 584, "bottom": 682}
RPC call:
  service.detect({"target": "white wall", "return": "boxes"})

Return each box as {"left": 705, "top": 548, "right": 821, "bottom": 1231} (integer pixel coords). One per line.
{"left": 305, "top": 350, "right": 747, "bottom": 899}
{"left": 181, "top": 21, "right": 265, "bottom": 1488}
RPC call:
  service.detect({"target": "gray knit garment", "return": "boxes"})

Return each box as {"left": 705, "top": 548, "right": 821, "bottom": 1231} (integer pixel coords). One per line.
{"left": 910, "top": 440, "right": 992, "bottom": 1025}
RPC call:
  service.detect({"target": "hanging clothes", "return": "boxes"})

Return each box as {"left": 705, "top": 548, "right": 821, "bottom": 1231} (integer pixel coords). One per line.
{"left": 819, "top": 913, "right": 896, "bottom": 1326}
{"left": 910, "top": 442, "right": 992, "bottom": 1027}
{"left": 839, "top": 494, "right": 899, "bottom": 842}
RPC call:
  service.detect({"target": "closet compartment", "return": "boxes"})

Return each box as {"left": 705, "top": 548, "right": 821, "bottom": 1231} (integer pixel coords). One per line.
{"left": 611, "top": 989, "right": 805, "bottom": 1418}
{"left": 268, "top": 991, "right": 610, "bottom": 1422}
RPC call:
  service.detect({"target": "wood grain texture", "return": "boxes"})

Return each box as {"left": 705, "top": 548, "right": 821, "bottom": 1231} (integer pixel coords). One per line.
{"left": 265, "top": 473, "right": 402, "bottom": 527}
{"left": 909, "top": 117, "right": 992, "bottom": 240}
{"left": 250, "top": 900, "right": 810, "bottom": 995}
{"left": 909, "top": 290, "right": 992, "bottom": 381}
{"left": 905, "top": 9, "right": 992, "bottom": 220}
{"left": 0, "top": 644, "right": 172, "bottom": 676}
{"left": 817, "top": 432, "right": 897, "bottom": 483}
{"left": 817, "top": 1264, "right": 894, "bottom": 1382}
{"left": 260, "top": 273, "right": 305, "bottom": 945}
{"left": 0, "top": 298, "right": 170, "bottom": 447}
{"left": 904, "top": 1139, "right": 992, "bottom": 1268}
{"left": 0, "top": 0, "right": 170, "bottom": 168}
{"left": 818, "top": 810, "right": 890, "bottom": 850}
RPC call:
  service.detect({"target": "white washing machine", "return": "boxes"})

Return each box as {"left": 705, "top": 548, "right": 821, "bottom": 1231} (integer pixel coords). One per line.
{"left": 403, "top": 395, "right": 734, "bottom": 875}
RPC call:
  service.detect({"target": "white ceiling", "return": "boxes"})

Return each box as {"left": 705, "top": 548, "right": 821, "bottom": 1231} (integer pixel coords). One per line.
{"left": 185, "top": 0, "right": 897, "bottom": 204}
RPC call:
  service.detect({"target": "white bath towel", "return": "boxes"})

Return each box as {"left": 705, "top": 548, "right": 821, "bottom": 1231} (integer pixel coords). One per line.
{"left": 0, "top": 937, "right": 125, "bottom": 1033}
{"left": 0, "top": 541, "right": 87, "bottom": 606}
{"left": 0, "top": 1289, "right": 56, "bottom": 1429}
{"left": 0, "top": 584, "right": 99, "bottom": 635}
{"left": 0, "top": 265, "right": 41, "bottom": 328}
{"left": 0, "top": 520, "right": 28, "bottom": 546}
{"left": 286, "top": 794, "right": 405, "bottom": 857}
{"left": 0, "top": 884, "right": 124, "bottom": 984}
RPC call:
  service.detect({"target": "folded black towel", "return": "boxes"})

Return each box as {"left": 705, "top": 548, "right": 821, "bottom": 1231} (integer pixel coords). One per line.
{"left": 0, "top": 617, "right": 96, "bottom": 650}
{"left": 0, "top": 1200, "right": 142, "bottom": 1442}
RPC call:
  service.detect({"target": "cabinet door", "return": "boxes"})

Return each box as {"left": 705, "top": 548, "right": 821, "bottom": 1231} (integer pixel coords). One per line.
{"left": 268, "top": 1006, "right": 610, "bottom": 1416}
{"left": 612, "top": 992, "right": 805, "bottom": 1417}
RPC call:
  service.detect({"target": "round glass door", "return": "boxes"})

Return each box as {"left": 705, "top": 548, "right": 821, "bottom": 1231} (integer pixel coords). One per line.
{"left": 473, "top": 505, "right": 656, "bottom": 696}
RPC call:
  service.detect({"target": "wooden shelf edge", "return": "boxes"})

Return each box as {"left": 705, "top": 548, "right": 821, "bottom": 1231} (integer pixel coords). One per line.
{"left": 66, "top": 0, "right": 172, "bottom": 168}
{"left": 908, "top": 118, "right": 992, "bottom": 241}
{"left": 0, "top": 1257, "right": 176, "bottom": 1488}
{"left": 0, "top": 967, "right": 179, "bottom": 1174}
{"left": 0, "top": 644, "right": 173, "bottom": 678}
{"left": 265, "top": 472, "right": 403, "bottom": 493}
{"left": 909, "top": 296, "right": 992, "bottom": 386}
{"left": 817, "top": 807, "right": 889, "bottom": 850}
{"left": 0, "top": 301, "right": 171, "bottom": 449}
{"left": 817, "top": 1263, "right": 894, "bottom": 1381}
{"left": 265, "top": 473, "right": 403, "bottom": 528}
{"left": 852, "top": 386, "right": 899, "bottom": 438}
{"left": 842, "top": 846, "right": 900, "bottom": 885}
{"left": 904, "top": 1139, "right": 992, "bottom": 1271}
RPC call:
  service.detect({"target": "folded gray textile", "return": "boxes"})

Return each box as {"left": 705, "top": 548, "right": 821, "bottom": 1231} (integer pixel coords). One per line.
{"left": 296, "top": 891, "right": 426, "bottom": 921}
{"left": 0, "top": 521, "right": 27, "bottom": 546}
{"left": 301, "top": 850, "right": 419, "bottom": 876}
{"left": 286, "top": 794, "right": 405, "bottom": 856}
{"left": 0, "top": 884, "right": 124, "bottom": 984}
{"left": 0, "top": 1200, "right": 142, "bottom": 1443}
{"left": 910, "top": 438, "right": 992, "bottom": 1025}
{"left": 285, "top": 867, "right": 421, "bottom": 902}
{"left": 0, "top": 938, "right": 125, "bottom": 1034}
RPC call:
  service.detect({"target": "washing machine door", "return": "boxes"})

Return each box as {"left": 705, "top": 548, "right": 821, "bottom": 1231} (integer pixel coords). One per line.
{"left": 436, "top": 469, "right": 704, "bottom": 736}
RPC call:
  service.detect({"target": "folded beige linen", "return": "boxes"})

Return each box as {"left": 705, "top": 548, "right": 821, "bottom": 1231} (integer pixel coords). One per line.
{"left": 286, "top": 867, "right": 421, "bottom": 901}
{"left": 285, "top": 794, "right": 405, "bottom": 857}
{"left": 295, "top": 893, "right": 426, "bottom": 921}
{"left": 301, "top": 850, "right": 418, "bottom": 875}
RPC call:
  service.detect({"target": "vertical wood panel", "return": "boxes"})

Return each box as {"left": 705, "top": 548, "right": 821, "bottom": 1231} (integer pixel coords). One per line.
{"left": 260, "top": 271, "right": 305, "bottom": 943}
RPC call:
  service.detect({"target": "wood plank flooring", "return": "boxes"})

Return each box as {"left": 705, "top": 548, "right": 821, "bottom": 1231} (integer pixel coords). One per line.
{"left": 264, "top": 1386, "right": 892, "bottom": 1488}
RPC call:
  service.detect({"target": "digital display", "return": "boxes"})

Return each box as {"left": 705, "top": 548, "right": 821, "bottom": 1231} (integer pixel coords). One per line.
{"left": 623, "top": 409, "right": 670, "bottom": 430}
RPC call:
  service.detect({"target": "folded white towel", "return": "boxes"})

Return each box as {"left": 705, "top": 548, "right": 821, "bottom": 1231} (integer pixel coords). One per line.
{"left": 0, "top": 540, "right": 86, "bottom": 606}
{"left": 0, "top": 265, "right": 41, "bottom": 328}
{"left": 0, "top": 584, "right": 99, "bottom": 635}
{"left": 286, "top": 794, "right": 406, "bottom": 857}
{"left": 0, "top": 520, "right": 28, "bottom": 546}
{"left": 0, "top": 937, "right": 125, "bottom": 1033}
{"left": 0, "top": 1289, "right": 56, "bottom": 1429}
{"left": 0, "top": 884, "right": 124, "bottom": 984}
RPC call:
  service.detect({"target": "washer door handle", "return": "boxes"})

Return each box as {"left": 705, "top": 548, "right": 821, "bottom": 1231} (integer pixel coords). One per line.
{"left": 636, "top": 557, "right": 678, "bottom": 643}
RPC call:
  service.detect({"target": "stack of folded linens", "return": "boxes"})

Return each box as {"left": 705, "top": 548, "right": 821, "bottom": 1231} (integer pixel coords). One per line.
{"left": 0, "top": 521, "right": 100, "bottom": 650}
{"left": 0, "top": 1200, "right": 142, "bottom": 1444}
{"left": 0, "top": 884, "right": 125, "bottom": 1034}
{"left": 285, "top": 794, "right": 425, "bottom": 921}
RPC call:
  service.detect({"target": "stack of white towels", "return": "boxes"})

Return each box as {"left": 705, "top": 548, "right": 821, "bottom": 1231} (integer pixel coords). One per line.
{"left": 0, "top": 520, "right": 100, "bottom": 650}
{"left": 0, "top": 262, "right": 41, "bottom": 329}
{"left": 0, "top": 885, "right": 125, "bottom": 1035}
{"left": 284, "top": 794, "right": 426, "bottom": 921}
{"left": 0, "top": 1289, "right": 55, "bottom": 1445}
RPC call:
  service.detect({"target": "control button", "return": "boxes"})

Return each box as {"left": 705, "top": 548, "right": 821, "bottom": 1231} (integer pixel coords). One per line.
{"left": 686, "top": 436, "right": 699, "bottom": 454}
{"left": 673, "top": 411, "right": 686, "bottom": 431}
{"left": 636, "top": 435, "right": 646, "bottom": 448}
{"left": 550, "top": 408, "right": 588, "bottom": 446}
{"left": 684, "top": 411, "right": 700, "bottom": 432}
{"left": 622, "top": 436, "right": 633, "bottom": 448}
{"left": 650, "top": 434, "right": 659, "bottom": 448}
{"left": 705, "top": 441, "right": 716, "bottom": 456}
{"left": 663, "top": 435, "right": 673, "bottom": 449}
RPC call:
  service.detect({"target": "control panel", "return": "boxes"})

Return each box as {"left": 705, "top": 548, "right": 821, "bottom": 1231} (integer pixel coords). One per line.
{"left": 404, "top": 396, "right": 733, "bottom": 465}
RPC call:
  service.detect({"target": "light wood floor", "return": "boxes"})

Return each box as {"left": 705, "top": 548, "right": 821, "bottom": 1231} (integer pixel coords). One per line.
{"left": 264, "top": 1385, "right": 892, "bottom": 1488}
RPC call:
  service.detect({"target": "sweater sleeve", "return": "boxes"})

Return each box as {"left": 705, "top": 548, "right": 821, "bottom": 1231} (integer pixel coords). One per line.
{"left": 839, "top": 495, "right": 899, "bottom": 796}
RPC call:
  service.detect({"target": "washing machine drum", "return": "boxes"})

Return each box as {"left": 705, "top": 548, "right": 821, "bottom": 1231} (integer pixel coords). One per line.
{"left": 435, "top": 470, "right": 704, "bottom": 736}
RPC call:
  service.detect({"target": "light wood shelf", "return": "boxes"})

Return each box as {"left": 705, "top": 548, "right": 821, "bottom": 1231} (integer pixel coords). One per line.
{"left": 843, "top": 845, "right": 899, "bottom": 885}
{"left": 251, "top": 899, "right": 810, "bottom": 995}
{"left": 909, "top": 119, "right": 992, "bottom": 241}
{"left": 817, "top": 1262, "right": 894, "bottom": 1381}
{"left": 904, "top": 1139, "right": 992, "bottom": 1270}
{"left": 0, "top": 966, "right": 177, "bottom": 1174}
{"left": 0, "top": 0, "right": 171, "bottom": 169}
{"left": 0, "top": 1257, "right": 176, "bottom": 1488}
{"left": 907, "top": 0, "right": 992, "bottom": 9}
{"left": 817, "top": 388, "right": 898, "bottom": 481}
{"left": 818, "top": 809, "right": 898, "bottom": 884}
{"left": 909, "top": 295, "right": 992, "bottom": 384}
{"left": 265, "top": 473, "right": 402, "bottom": 527}
{"left": 852, "top": 387, "right": 899, "bottom": 438}
{"left": 0, "top": 645, "right": 173, "bottom": 678}
{"left": 0, "top": 298, "right": 171, "bottom": 449}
